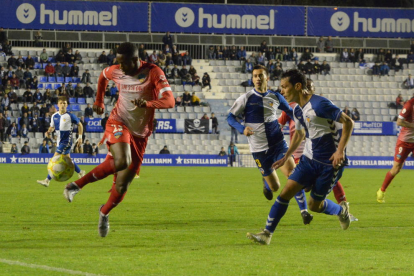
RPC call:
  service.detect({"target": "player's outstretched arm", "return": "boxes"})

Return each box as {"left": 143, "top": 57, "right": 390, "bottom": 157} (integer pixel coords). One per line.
{"left": 272, "top": 128, "right": 305, "bottom": 170}
{"left": 93, "top": 71, "right": 109, "bottom": 115}
{"left": 329, "top": 112, "right": 354, "bottom": 168}
{"left": 227, "top": 113, "right": 246, "bottom": 134}
{"left": 132, "top": 90, "right": 175, "bottom": 109}
{"left": 397, "top": 117, "right": 414, "bottom": 129}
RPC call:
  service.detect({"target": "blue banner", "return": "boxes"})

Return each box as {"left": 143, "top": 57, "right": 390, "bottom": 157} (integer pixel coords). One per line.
{"left": 308, "top": 7, "right": 414, "bottom": 38}
{"left": 348, "top": 156, "right": 414, "bottom": 169}
{"left": 151, "top": 3, "right": 305, "bottom": 35}
{"left": 352, "top": 121, "right": 396, "bottom": 135}
{"left": 85, "top": 118, "right": 103, "bottom": 132}
{"left": 0, "top": 0, "right": 148, "bottom": 32}
{"left": 156, "top": 119, "right": 177, "bottom": 133}
{"left": 0, "top": 153, "right": 228, "bottom": 167}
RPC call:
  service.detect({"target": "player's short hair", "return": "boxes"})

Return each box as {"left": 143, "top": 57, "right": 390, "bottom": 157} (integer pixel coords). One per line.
{"left": 117, "top": 42, "right": 138, "bottom": 57}
{"left": 252, "top": 64, "right": 269, "bottom": 76}
{"left": 281, "top": 69, "right": 307, "bottom": 89}
{"left": 57, "top": 96, "right": 68, "bottom": 103}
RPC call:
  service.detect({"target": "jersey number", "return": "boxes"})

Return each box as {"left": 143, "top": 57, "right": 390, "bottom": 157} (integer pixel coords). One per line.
{"left": 112, "top": 125, "right": 123, "bottom": 133}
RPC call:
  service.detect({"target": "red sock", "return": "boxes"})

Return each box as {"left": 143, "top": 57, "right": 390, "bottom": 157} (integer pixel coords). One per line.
{"left": 381, "top": 171, "right": 395, "bottom": 192}
{"left": 75, "top": 157, "right": 116, "bottom": 189}
{"left": 333, "top": 181, "right": 347, "bottom": 203}
{"left": 101, "top": 187, "right": 126, "bottom": 215}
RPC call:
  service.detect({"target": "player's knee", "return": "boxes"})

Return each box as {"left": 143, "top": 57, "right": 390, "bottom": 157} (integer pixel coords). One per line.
{"left": 308, "top": 201, "right": 322, "bottom": 212}
{"left": 115, "top": 185, "right": 128, "bottom": 195}
{"left": 113, "top": 156, "right": 132, "bottom": 171}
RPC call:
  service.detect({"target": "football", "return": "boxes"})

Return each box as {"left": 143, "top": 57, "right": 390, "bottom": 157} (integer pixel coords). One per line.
{"left": 47, "top": 154, "right": 75, "bottom": 182}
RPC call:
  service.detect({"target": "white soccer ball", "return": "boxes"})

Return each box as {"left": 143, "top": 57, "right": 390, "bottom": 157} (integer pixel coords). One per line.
{"left": 47, "top": 154, "right": 75, "bottom": 182}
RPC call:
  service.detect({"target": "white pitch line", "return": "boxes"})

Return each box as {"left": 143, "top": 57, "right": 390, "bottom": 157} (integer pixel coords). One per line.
{"left": 0, "top": 258, "right": 107, "bottom": 276}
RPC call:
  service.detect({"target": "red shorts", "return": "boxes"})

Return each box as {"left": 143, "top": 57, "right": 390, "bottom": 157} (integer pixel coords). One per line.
{"left": 105, "top": 119, "right": 148, "bottom": 173}
{"left": 294, "top": 157, "right": 300, "bottom": 165}
{"left": 394, "top": 139, "right": 414, "bottom": 163}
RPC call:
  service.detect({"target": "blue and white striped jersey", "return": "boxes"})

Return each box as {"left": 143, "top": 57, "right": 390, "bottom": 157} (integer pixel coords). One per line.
{"left": 227, "top": 89, "right": 293, "bottom": 153}
{"left": 50, "top": 112, "right": 80, "bottom": 147}
{"left": 293, "top": 95, "right": 346, "bottom": 165}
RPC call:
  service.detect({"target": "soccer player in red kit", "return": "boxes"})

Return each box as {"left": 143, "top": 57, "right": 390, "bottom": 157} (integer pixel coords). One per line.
{"left": 377, "top": 96, "right": 414, "bottom": 203}
{"left": 277, "top": 79, "right": 358, "bottom": 221}
{"left": 63, "top": 42, "right": 175, "bottom": 237}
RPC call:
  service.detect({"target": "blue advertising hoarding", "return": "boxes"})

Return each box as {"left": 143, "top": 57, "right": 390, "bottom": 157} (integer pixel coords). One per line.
{"left": 151, "top": 3, "right": 305, "bottom": 35}
{"left": 156, "top": 119, "right": 177, "bottom": 133}
{"left": 85, "top": 118, "right": 104, "bottom": 132}
{"left": 0, "top": 154, "right": 228, "bottom": 167}
{"left": 308, "top": 7, "right": 414, "bottom": 38}
{"left": 0, "top": 0, "right": 148, "bottom": 32}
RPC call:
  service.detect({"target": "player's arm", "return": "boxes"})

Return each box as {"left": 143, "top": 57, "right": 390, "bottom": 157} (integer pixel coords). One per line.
{"left": 278, "top": 111, "right": 289, "bottom": 127}
{"left": 329, "top": 112, "right": 354, "bottom": 168}
{"left": 227, "top": 95, "right": 252, "bottom": 135}
{"left": 45, "top": 126, "right": 55, "bottom": 138}
{"left": 276, "top": 93, "right": 294, "bottom": 119}
{"left": 94, "top": 68, "right": 111, "bottom": 115}
{"left": 397, "top": 117, "right": 414, "bottom": 128}
{"left": 397, "top": 102, "right": 414, "bottom": 128}
{"left": 77, "top": 122, "right": 83, "bottom": 145}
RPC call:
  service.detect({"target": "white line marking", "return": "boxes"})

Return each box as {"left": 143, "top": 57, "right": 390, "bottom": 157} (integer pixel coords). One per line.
{"left": 0, "top": 258, "right": 107, "bottom": 276}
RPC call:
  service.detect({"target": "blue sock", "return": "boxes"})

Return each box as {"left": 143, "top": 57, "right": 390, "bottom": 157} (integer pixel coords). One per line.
{"left": 294, "top": 189, "right": 307, "bottom": 212}
{"left": 321, "top": 199, "right": 342, "bottom": 216}
{"left": 265, "top": 196, "right": 289, "bottom": 233}
{"left": 263, "top": 178, "right": 271, "bottom": 191}
{"left": 47, "top": 175, "right": 52, "bottom": 180}
{"left": 74, "top": 162, "right": 81, "bottom": 173}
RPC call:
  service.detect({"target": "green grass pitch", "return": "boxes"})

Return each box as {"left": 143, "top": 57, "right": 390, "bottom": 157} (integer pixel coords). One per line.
{"left": 0, "top": 164, "right": 413, "bottom": 275}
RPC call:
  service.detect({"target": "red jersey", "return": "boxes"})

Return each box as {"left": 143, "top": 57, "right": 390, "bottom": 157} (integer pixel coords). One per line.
{"left": 96, "top": 61, "right": 174, "bottom": 138}
{"left": 278, "top": 102, "right": 305, "bottom": 159}
{"left": 398, "top": 98, "right": 414, "bottom": 143}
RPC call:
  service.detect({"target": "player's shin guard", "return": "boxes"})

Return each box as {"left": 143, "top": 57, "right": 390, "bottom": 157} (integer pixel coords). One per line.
{"left": 381, "top": 171, "right": 395, "bottom": 192}
{"left": 74, "top": 156, "right": 116, "bottom": 189}
{"left": 321, "top": 199, "right": 342, "bottom": 216}
{"left": 47, "top": 174, "right": 52, "bottom": 180}
{"left": 333, "top": 181, "right": 347, "bottom": 203}
{"left": 101, "top": 187, "right": 126, "bottom": 215}
{"left": 73, "top": 162, "right": 81, "bottom": 173}
{"left": 265, "top": 196, "right": 289, "bottom": 233}
{"left": 294, "top": 189, "right": 307, "bottom": 212}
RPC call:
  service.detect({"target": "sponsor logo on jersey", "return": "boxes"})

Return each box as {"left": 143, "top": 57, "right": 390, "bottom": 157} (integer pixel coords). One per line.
{"left": 396, "top": 154, "right": 401, "bottom": 160}
{"left": 114, "top": 131, "right": 123, "bottom": 139}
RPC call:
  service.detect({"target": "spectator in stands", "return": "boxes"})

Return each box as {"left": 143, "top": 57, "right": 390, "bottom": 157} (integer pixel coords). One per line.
{"left": 297, "top": 60, "right": 306, "bottom": 74}
{"left": 182, "top": 51, "right": 192, "bottom": 66}
{"left": 83, "top": 139, "right": 93, "bottom": 154}
{"left": 39, "top": 49, "right": 48, "bottom": 63}
{"left": 43, "top": 89, "right": 54, "bottom": 104}
{"left": 391, "top": 54, "right": 404, "bottom": 72}
{"left": 55, "top": 50, "right": 66, "bottom": 63}
{"left": 107, "top": 50, "right": 115, "bottom": 66}
{"left": 300, "top": 48, "right": 313, "bottom": 62}
{"left": 356, "top": 48, "right": 365, "bottom": 63}
{"left": 71, "top": 62, "right": 79, "bottom": 77}
{"left": 171, "top": 64, "right": 180, "bottom": 79}
{"left": 407, "top": 51, "right": 414, "bottom": 64}
{"left": 30, "top": 114, "right": 41, "bottom": 132}
{"left": 74, "top": 50, "right": 83, "bottom": 64}
{"left": 316, "top": 37, "right": 324, "bottom": 53}
{"left": 377, "top": 48, "right": 385, "bottom": 63}
{"left": 248, "top": 52, "right": 257, "bottom": 65}
{"left": 164, "top": 65, "right": 172, "bottom": 79}
{"left": 21, "top": 141, "right": 30, "bottom": 154}
{"left": 149, "top": 50, "right": 158, "bottom": 64}
{"left": 218, "top": 147, "right": 226, "bottom": 156}
{"left": 40, "top": 104, "right": 48, "bottom": 117}
{"left": 19, "top": 124, "right": 29, "bottom": 139}
{"left": 110, "top": 83, "right": 118, "bottom": 104}
{"left": 31, "top": 102, "right": 40, "bottom": 116}
{"left": 0, "top": 28, "right": 7, "bottom": 45}
{"left": 175, "top": 95, "right": 182, "bottom": 106}
{"left": 189, "top": 65, "right": 197, "bottom": 77}
{"left": 62, "top": 62, "right": 71, "bottom": 77}
{"left": 50, "top": 142, "right": 57, "bottom": 154}
{"left": 3, "top": 41, "right": 13, "bottom": 56}
{"left": 243, "top": 60, "right": 253, "bottom": 74}
{"left": 404, "top": 74, "right": 414, "bottom": 89}
{"left": 271, "top": 65, "right": 283, "bottom": 81}
{"left": 222, "top": 46, "right": 230, "bottom": 60}
{"left": 164, "top": 44, "right": 171, "bottom": 56}
{"left": 179, "top": 65, "right": 188, "bottom": 80}
{"left": 23, "top": 67, "right": 32, "bottom": 85}
{"left": 44, "top": 62, "right": 55, "bottom": 79}
{"left": 81, "top": 69, "right": 91, "bottom": 84}
{"left": 159, "top": 145, "right": 171, "bottom": 154}
{"left": 229, "top": 46, "right": 238, "bottom": 60}
{"left": 313, "top": 60, "right": 321, "bottom": 74}
{"left": 6, "top": 122, "right": 18, "bottom": 142}
{"left": 97, "top": 51, "right": 107, "bottom": 64}
{"left": 235, "top": 46, "right": 245, "bottom": 61}
{"left": 385, "top": 50, "right": 392, "bottom": 63}
{"left": 7, "top": 55, "right": 17, "bottom": 69}
{"left": 380, "top": 62, "right": 390, "bottom": 76}
{"left": 54, "top": 61, "right": 63, "bottom": 77}
{"left": 16, "top": 55, "right": 25, "bottom": 69}
{"left": 10, "top": 143, "right": 18, "bottom": 153}
{"left": 83, "top": 82, "right": 94, "bottom": 98}
{"left": 65, "top": 49, "right": 75, "bottom": 64}
{"left": 201, "top": 113, "right": 209, "bottom": 120}
{"left": 282, "top": 47, "right": 290, "bottom": 61}
{"left": 182, "top": 91, "right": 192, "bottom": 106}
{"left": 343, "top": 106, "right": 351, "bottom": 117}
{"left": 25, "top": 55, "right": 35, "bottom": 69}
{"left": 33, "top": 90, "right": 43, "bottom": 105}
{"left": 351, "top": 108, "right": 360, "bottom": 121}
{"left": 257, "top": 52, "right": 266, "bottom": 66}
{"left": 267, "top": 60, "right": 275, "bottom": 73}
{"left": 6, "top": 66, "right": 14, "bottom": 79}
{"left": 63, "top": 43, "right": 72, "bottom": 54}
{"left": 39, "top": 140, "right": 49, "bottom": 153}
{"left": 259, "top": 40, "right": 268, "bottom": 54}
{"left": 340, "top": 48, "right": 350, "bottom": 62}
{"left": 325, "top": 36, "right": 334, "bottom": 53}
{"left": 162, "top": 32, "right": 173, "bottom": 50}
{"left": 66, "top": 82, "right": 75, "bottom": 97}
{"left": 10, "top": 74, "right": 19, "bottom": 89}
{"left": 101, "top": 112, "right": 109, "bottom": 129}
{"left": 1, "top": 94, "right": 9, "bottom": 111}
{"left": 202, "top": 72, "right": 211, "bottom": 90}
{"left": 228, "top": 142, "right": 239, "bottom": 167}
{"left": 320, "top": 60, "right": 330, "bottom": 76}
{"left": 266, "top": 47, "right": 275, "bottom": 61}
{"left": 84, "top": 103, "right": 93, "bottom": 118}
{"left": 215, "top": 46, "right": 223, "bottom": 60}
{"left": 0, "top": 113, "right": 5, "bottom": 142}
{"left": 22, "top": 90, "right": 33, "bottom": 104}
{"left": 29, "top": 76, "right": 38, "bottom": 90}
{"left": 290, "top": 48, "right": 298, "bottom": 64}
{"left": 372, "top": 62, "right": 381, "bottom": 76}
{"left": 207, "top": 46, "right": 215, "bottom": 60}
{"left": 396, "top": 94, "right": 404, "bottom": 108}
{"left": 305, "top": 60, "right": 314, "bottom": 75}
{"left": 73, "top": 140, "right": 83, "bottom": 153}
{"left": 274, "top": 47, "right": 283, "bottom": 61}
{"left": 211, "top": 112, "right": 218, "bottom": 134}
{"left": 91, "top": 143, "right": 98, "bottom": 156}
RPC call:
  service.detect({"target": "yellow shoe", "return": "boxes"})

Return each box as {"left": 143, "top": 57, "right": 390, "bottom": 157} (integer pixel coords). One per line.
{"left": 377, "top": 189, "right": 385, "bottom": 203}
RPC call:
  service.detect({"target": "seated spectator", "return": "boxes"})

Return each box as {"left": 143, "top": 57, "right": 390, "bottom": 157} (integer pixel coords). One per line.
{"left": 10, "top": 74, "right": 19, "bottom": 89}
{"left": 83, "top": 139, "right": 93, "bottom": 154}
{"left": 325, "top": 36, "right": 334, "bottom": 53}
{"left": 21, "top": 102, "right": 30, "bottom": 115}
{"left": 29, "top": 76, "right": 38, "bottom": 89}
{"left": 10, "top": 143, "right": 18, "bottom": 153}
{"left": 70, "top": 62, "right": 79, "bottom": 77}
{"left": 237, "top": 46, "right": 247, "bottom": 61}
{"left": 43, "top": 88, "right": 55, "bottom": 104}
{"left": 1, "top": 93, "right": 10, "bottom": 111}
{"left": 202, "top": 72, "right": 211, "bottom": 90}
{"left": 55, "top": 50, "right": 66, "bottom": 63}
{"left": 182, "top": 91, "right": 191, "bottom": 106}
{"left": 191, "top": 92, "right": 200, "bottom": 106}
{"left": 351, "top": 108, "right": 360, "bottom": 121}
{"left": 39, "top": 140, "right": 50, "bottom": 153}
{"left": 313, "top": 60, "right": 321, "bottom": 74}
{"left": 267, "top": 60, "right": 275, "bottom": 73}
{"left": 149, "top": 50, "right": 158, "bottom": 64}
{"left": 385, "top": 50, "right": 392, "bottom": 63}
{"left": 66, "top": 82, "right": 75, "bottom": 97}
{"left": 377, "top": 48, "right": 385, "bottom": 63}
{"left": 266, "top": 47, "right": 275, "bottom": 61}
{"left": 6, "top": 122, "right": 18, "bottom": 141}
{"left": 396, "top": 94, "right": 404, "bottom": 108}
{"left": 8, "top": 90, "right": 17, "bottom": 104}
{"left": 340, "top": 49, "right": 350, "bottom": 62}
{"left": 248, "top": 53, "right": 257, "bottom": 65}
{"left": 404, "top": 74, "right": 414, "bottom": 89}
{"left": 222, "top": 46, "right": 230, "bottom": 60}
{"left": 182, "top": 51, "right": 192, "bottom": 66}
{"left": 15, "top": 67, "right": 24, "bottom": 87}
{"left": 189, "top": 65, "right": 197, "bottom": 77}
{"left": 44, "top": 62, "right": 55, "bottom": 78}
{"left": 91, "top": 143, "right": 98, "bottom": 156}
{"left": 16, "top": 55, "right": 25, "bottom": 69}
{"left": 171, "top": 65, "right": 180, "bottom": 79}
{"left": 23, "top": 67, "right": 32, "bottom": 84}
{"left": 30, "top": 114, "right": 41, "bottom": 132}
{"left": 83, "top": 82, "right": 94, "bottom": 98}
{"left": 274, "top": 47, "right": 283, "bottom": 61}
{"left": 391, "top": 55, "right": 404, "bottom": 72}
{"left": 343, "top": 106, "right": 351, "bottom": 117}
{"left": 65, "top": 49, "right": 75, "bottom": 64}
{"left": 55, "top": 61, "right": 63, "bottom": 77}
{"left": 40, "top": 103, "right": 48, "bottom": 117}
{"left": 257, "top": 52, "right": 266, "bottom": 66}
{"left": 33, "top": 90, "right": 43, "bottom": 105}
{"left": 164, "top": 44, "right": 171, "bottom": 55}
{"left": 408, "top": 51, "right": 414, "bottom": 64}
{"left": 81, "top": 69, "right": 92, "bottom": 84}
{"left": 201, "top": 113, "right": 209, "bottom": 120}
{"left": 290, "top": 48, "right": 298, "bottom": 64}
{"left": 282, "top": 47, "right": 290, "bottom": 61}
{"left": 271, "top": 66, "right": 283, "bottom": 80}
{"left": 305, "top": 60, "right": 314, "bottom": 75}
{"left": 259, "top": 40, "right": 268, "bottom": 54}
{"left": 84, "top": 103, "right": 93, "bottom": 118}
{"left": 3, "top": 41, "right": 13, "bottom": 56}
{"left": 25, "top": 55, "right": 35, "bottom": 69}
{"left": 175, "top": 95, "right": 182, "bottom": 106}
{"left": 98, "top": 51, "right": 108, "bottom": 64}
{"left": 229, "top": 46, "right": 237, "bottom": 60}
{"left": 243, "top": 60, "right": 253, "bottom": 74}
{"left": 19, "top": 124, "right": 29, "bottom": 139}
{"left": 62, "top": 62, "right": 71, "bottom": 77}
{"left": 297, "top": 61, "right": 306, "bottom": 74}
{"left": 159, "top": 145, "right": 170, "bottom": 154}
{"left": 107, "top": 50, "right": 115, "bottom": 65}
{"left": 300, "top": 48, "right": 313, "bottom": 62}
{"left": 164, "top": 65, "right": 172, "bottom": 79}
{"left": 179, "top": 65, "right": 188, "bottom": 80}
{"left": 219, "top": 147, "right": 226, "bottom": 156}
{"left": 372, "top": 62, "right": 381, "bottom": 76}
{"left": 7, "top": 55, "right": 17, "bottom": 69}
{"left": 21, "top": 141, "right": 30, "bottom": 154}
{"left": 74, "top": 50, "right": 83, "bottom": 64}
{"left": 356, "top": 48, "right": 365, "bottom": 63}
{"left": 349, "top": 48, "right": 356, "bottom": 63}
{"left": 380, "top": 62, "right": 390, "bottom": 76}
